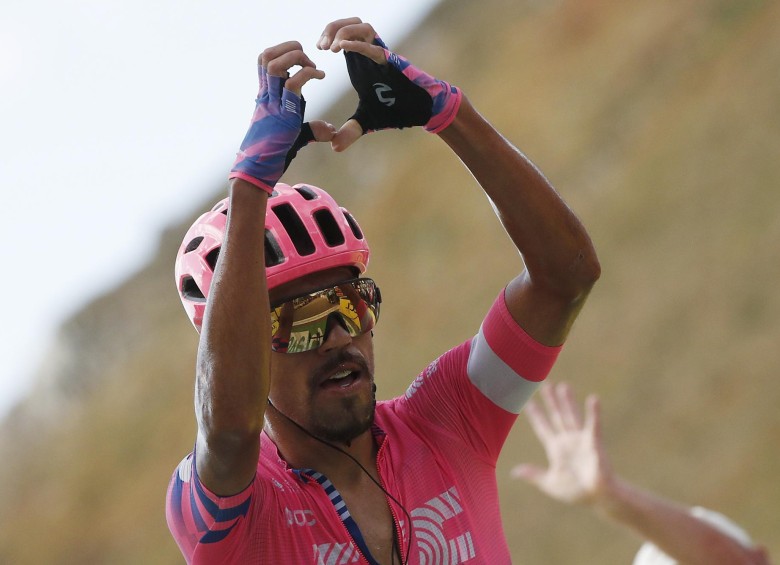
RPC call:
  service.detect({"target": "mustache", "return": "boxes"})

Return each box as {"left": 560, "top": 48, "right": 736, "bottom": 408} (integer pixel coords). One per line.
{"left": 312, "top": 350, "right": 370, "bottom": 384}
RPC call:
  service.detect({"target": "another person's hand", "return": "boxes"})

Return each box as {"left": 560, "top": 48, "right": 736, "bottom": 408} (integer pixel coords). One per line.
{"left": 229, "top": 41, "right": 335, "bottom": 192}
{"left": 317, "top": 17, "right": 462, "bottom": 152}
{"left": 511, "top": 382, "right": 614, "bottom": 505}
{"left": 514, "top": 383, "right": 774, "bottom": 564}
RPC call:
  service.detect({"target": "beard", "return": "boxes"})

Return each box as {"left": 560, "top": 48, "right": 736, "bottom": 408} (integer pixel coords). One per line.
{"left": 268, "top": 347, "right": 378, "bottom": 447}
{"left": 308, "top": 385, "right": 377, "bottom": 445}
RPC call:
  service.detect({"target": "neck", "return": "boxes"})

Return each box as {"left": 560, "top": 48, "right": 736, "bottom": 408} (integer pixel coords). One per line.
{"left": 264, "top": 403, "right": 377, "bottom": 482}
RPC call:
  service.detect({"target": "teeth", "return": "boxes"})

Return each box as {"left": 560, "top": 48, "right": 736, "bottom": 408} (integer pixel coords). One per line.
{"left": 329, "top": 370, "right": 352, "bottom": 380}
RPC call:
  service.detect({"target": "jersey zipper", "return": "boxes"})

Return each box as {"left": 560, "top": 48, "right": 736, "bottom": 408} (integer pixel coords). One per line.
{"left": 376, "top": 437, "right": 407, "bottom": 564}
{"left": 300, "top": 469, "right": 376, "bottom": 565}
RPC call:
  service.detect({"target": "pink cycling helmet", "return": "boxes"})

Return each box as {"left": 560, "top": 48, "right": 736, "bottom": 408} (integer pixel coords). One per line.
{"left": 175, "top": 182, "right": 370, "bottom": 332}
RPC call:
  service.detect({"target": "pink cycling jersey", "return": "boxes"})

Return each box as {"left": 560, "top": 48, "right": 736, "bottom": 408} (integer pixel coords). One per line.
{"left": 166, "top": 290, "right": 561, "bottom": 564}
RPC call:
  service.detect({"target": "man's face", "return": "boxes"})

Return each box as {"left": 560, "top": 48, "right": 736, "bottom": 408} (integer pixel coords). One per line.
{"left": 267, "top": 267, "right": 376, "bottom": 444}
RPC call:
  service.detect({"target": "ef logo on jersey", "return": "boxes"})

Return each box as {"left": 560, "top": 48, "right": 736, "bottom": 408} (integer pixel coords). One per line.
{"left": 286, "top": 507, "right": 317, "bottom": 527}
{"left": 373, "top": 83, "right": 395, "bottom": 107}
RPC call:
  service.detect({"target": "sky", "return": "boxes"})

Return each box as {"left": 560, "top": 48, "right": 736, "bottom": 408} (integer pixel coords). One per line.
{"left": 0, "top": 0, "right": 440, "bottom": 419}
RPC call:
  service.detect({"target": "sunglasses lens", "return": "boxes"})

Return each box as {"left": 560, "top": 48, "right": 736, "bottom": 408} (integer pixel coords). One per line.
{"left": 270, "top": 279, "right": 380, "bottom": 353}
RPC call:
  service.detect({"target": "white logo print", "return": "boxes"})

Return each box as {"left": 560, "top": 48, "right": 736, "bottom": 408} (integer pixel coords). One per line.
{"left": 405, "top": 357, "right": 440, "bottom": 399}
{"left": 411, "top": 487, "right": 475, "bottom": 564}
{"left": 312, "top": 542, "right": 360, "bottom": 564}
{"left": 284, "top": 99, "right": 299, "bottom": 114}
{"left": 373, "top": 83, "right": 396, "bottom": 106}
{"left": 285, "top": 507, "right": 317, "bottom": 527}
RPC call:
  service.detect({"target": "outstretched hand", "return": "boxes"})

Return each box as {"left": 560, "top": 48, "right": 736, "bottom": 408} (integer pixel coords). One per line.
{"left": 317, "top": 17, "right": 462, "bottom": 152}
{"left": 511, "top": 382, "right": 614, "bottom": 505}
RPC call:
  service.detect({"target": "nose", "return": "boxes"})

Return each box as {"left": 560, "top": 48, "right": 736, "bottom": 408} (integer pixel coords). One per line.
{"left": 317, "top": 314, "right": 352, "bottom": 353}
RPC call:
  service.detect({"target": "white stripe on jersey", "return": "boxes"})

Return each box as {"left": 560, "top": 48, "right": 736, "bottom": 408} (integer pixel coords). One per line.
{"left": 466, "top": 326, "right": 539, "bottom": 414}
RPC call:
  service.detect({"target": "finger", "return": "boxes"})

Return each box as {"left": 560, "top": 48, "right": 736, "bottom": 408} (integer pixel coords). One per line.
{"left": 523, "top": 398, "right": 554, "bottom": 444}
{"left": 284, "top": 66, "right": 325, "bottom": 95}
{"left": 557, "top": 382, "right": 583, "bottom": 431}
{"left": 267, "top": 75, "right": 284, "bottom": 105}
{"left": 331, "top": 119, "right": 363, "bottom": 152}
{"left": 308, "top": 120, "right": 337, "bottom": 142}
{"left": 256, "top": 65, "right": 268, "bottom": 97}
{"left": 329, "top": 22, "right": 378, "bottom": 53}
{"left": 267, "top": 49, "right": 318, "bottom": 78}
{"left": 584, "top": 394, "right": 601, "bottom": 442}
{"left": 540, "top": 382, "right": 566, "bottom": 433}
{"left": 259, "top": 41, "right": 305, "bottom": 67}
{"left": 340, "top": 40, "right": 388, "bottom": 65}
{"left": 318, "top": 17, "right": 364, "bottom": 50}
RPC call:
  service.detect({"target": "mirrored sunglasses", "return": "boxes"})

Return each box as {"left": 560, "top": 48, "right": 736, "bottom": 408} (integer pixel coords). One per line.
{"left": 270, "top": 278, "right": 381, "bottom": 353}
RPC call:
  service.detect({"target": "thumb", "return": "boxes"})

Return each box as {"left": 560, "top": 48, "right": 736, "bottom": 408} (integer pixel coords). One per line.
{"left": 511, "top": 464, "right": 545, "bottom": 485}
{"left": 309, "top": 120, "right": 337, "bottom": 142}
{"left": 331, "top": 119, "right": 364, "bottom": 152}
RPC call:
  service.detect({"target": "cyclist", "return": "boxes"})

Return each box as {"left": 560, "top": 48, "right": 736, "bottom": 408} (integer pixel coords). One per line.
{"left": 166, "top": 17, "right": 599, "bottom": 564}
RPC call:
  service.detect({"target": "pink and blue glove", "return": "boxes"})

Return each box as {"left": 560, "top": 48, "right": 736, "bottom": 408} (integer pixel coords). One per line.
{"left": 229, "top": 66, "right": 315, "bottom": 193}
{"left": 344, "top": 35, "right": 462, "bottom": 135}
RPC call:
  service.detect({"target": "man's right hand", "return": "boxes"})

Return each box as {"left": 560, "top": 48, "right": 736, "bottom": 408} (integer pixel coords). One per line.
{"left": 229, "top": 41, "right": 334, "bottom": 192}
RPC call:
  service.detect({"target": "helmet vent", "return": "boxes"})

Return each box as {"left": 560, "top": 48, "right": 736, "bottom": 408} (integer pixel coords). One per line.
{"left": 295, "top": 186, "right": 318, "bottom": 201}
{"left": 264, "top": 229, "right": 285, "bottom": 267}
{"left": 272, "top": 203, "right": 315, "bottom": 256}
{"left": 314, "top": 209, "right": 345, "bottom": 247}
{"left": 184, "top": 236, "right": 204, "bottom": 254}
{"left": 343, "top": 211, "right": 363, "bottom": 240}
{"left": 180, "top": 276, "right": 205, "bottom": 301}
{"left": 205, "top": 248, "right": 220, "bottom": 270}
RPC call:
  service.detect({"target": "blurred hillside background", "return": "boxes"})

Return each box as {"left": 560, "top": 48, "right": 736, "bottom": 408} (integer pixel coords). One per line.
{"left": 1, "top": 0, "right": 778, "bottom": 562}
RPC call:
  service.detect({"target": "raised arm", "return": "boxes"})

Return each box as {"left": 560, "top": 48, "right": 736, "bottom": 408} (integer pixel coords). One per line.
{"left": 320, "top": 18, "right": 599, "bottom": 345}
{"left": 512, "top": 382, "right": 771, "bottom": 565}
{"left": 194, "top": 181, "right": 269, "bottom": 496}
{"left": 436, "top": 102, "right": 599, "bottom": 345}
{"left": 194, "top": 42, "right": 327, "bottom": 495}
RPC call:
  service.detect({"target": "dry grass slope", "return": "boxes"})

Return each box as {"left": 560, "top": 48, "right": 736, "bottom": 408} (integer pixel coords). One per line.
{"left": 1, "top": 0, "right": 778, "bottom": 563}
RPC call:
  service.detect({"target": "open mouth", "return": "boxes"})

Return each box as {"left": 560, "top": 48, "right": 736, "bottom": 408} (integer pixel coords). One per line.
{"left": 320, "top": 368, "right": 361, "bottom": 390}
